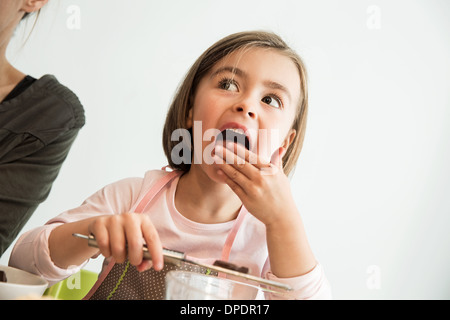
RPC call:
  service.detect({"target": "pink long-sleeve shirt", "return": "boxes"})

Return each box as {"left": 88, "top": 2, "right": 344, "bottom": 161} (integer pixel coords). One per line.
{"left": 9, "top": 169, "right": 331, "bottom": 299}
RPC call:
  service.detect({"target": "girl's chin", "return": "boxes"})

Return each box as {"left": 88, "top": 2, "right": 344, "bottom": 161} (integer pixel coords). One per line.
{"left": 205, "top": 163, "right": 228, "bottom": 184}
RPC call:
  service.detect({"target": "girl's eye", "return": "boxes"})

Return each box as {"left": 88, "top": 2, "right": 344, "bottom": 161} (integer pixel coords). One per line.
{"left": 218, "top": 78, "right": 238, "bottom": 92}
{"left": 262, "top": 95, "right": 282, "bottom": 109}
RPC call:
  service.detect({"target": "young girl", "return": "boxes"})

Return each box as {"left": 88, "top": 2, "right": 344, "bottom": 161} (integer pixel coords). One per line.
{"left": 0, "top": 0, "right": 85, "bottom": 256}
{"left": 9, "top": 31, "right": 331, "bottom": 299}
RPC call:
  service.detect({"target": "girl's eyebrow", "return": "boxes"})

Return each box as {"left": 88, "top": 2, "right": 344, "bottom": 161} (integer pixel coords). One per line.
{"left": 210, "top": 66, "right": 292, "bottom": 102}
{"left": 210, "top": 66, "right": 247, "bottom": 79}
{"left": 263, "top": 80, "right": 291, "bottom": 103}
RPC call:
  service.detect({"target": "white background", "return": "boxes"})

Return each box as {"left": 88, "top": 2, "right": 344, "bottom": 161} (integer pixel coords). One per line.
{"left": 1, "top": 0, "right": 449, "bottom": 299}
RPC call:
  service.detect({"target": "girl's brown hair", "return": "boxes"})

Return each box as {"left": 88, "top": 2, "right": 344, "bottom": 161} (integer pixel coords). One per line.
{"left": 162, "top": 31, "right": 308, "bottom": 176}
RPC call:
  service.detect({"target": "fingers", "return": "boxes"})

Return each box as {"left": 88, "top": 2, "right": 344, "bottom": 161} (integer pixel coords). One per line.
{"left": 216, "top": 167, "right": 247, "bottom": 199}
{"left": 88, "top": 213, "right": 163, "bottom": 271}
{"left": 214, "top": 142, "right": 276, "bottom": 180}
{"left": 214, "top": 143, "right": 263, "bottom": 199}
{"left": 88, "top": 217, "right": 110, "bottom": 258}
{"left": 123, "top": 216, "right": 144, "bottom": 266}
{"left": 109, "top": 216, "right": 127, "bottom": 263}
{"left": 213, "top": 142, "right": 286, "bottom": 202}
{"left": 214, "top": 143, "right": 269, "bottom": 171}
{"left": 141, "top": 216, "right": 164, "bottom": 271}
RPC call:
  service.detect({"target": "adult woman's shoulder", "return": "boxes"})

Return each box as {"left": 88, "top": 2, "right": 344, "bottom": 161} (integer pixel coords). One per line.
{"left": 34, "top": 74, "right": 85, "bottom": 129}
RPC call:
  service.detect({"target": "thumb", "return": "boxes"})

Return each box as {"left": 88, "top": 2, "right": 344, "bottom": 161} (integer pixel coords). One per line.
{"left": 270, "top": 147, "right": 286, "bottom": 168}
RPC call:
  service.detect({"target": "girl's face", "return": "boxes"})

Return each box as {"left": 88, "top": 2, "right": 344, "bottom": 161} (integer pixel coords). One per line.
{"left": 188, "top": 47, "right": 301, "bottom": 182}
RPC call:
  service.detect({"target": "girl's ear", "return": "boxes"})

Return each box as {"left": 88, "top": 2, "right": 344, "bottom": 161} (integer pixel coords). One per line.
{"left": 21, "top": 0, "right": 48, "bottom": 13}
{"left": 281, "top": 129, "right": 296, "bottom": 150}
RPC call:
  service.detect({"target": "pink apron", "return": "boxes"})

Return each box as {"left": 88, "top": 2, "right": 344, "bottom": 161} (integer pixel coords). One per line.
{"left": 83, "top": 169, "right": 248, "bottom": 300}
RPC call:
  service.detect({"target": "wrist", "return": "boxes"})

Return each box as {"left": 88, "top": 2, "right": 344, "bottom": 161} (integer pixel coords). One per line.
{"left": 264, "top": 202, "right": 300, "bottom": 230}
{"left": 265, "top": 209, "right": 316, "bottom": 278}
{"left": 49, "top": 218, "right": 99, "bottom": 269}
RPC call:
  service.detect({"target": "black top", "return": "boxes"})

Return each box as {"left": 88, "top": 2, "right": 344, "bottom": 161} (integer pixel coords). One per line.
{"left": 2, "top": 75, "right": 37, "bottom": 102}
{"left": 0, "top": 74, "right": 85, "bottom": 256}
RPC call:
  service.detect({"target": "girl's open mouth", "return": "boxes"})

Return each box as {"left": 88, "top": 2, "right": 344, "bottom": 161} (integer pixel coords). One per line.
{"left": 216, "top": 128, "right": 250, "bottom": 151}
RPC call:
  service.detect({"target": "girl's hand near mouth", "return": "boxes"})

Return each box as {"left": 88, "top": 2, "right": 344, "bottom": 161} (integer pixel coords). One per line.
{"left": 213, "top": 142, "right": 297, "bottom": 227}
{"left": 213, "top": 141, "right": 316, "bottom": 278}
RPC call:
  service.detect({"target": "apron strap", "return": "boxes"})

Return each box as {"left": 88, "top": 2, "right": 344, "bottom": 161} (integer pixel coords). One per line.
{"left": 134, "top": 169, "right": 182, "bottom": 213}
{"left": 220, "top": 207, "right": 248, "bottom": 261}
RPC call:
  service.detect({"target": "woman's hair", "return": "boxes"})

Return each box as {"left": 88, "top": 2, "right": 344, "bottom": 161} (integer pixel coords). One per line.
{"left": 21, "top": 11, "right": 39, "bottom": 21}
{"left": 162, "top": 31, "right": 308, "bottom": 176}
{"left": 20, "top": 10, "right": 41, "bottom": 43}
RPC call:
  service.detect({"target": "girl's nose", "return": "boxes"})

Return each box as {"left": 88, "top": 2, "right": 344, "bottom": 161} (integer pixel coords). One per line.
{"left": 233, "top": 100, "right": 257, "bottom": 119}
